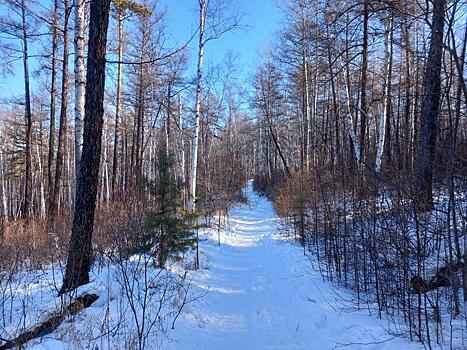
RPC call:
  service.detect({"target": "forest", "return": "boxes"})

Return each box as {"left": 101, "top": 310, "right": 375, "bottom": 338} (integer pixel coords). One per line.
{"left": 0, "top": 0, "right": 465, "bottom": 349}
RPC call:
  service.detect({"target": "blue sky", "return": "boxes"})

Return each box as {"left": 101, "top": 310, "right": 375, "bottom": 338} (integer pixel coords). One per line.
{"left": 0, "top": 0, "right": 283, "bottom": 102}
{"left": 159, "top": 0, "right": 282, "bottom": 78}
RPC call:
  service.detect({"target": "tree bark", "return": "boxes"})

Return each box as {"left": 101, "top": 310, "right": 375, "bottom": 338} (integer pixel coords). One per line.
{"left": 47, "top": 0, "right": 59, "bottom": 213}
{"left": 60, "top": 0, "right": 112, "bottom": 294}
{"left": 358, "top": 0, "right": 369, "bottom": 165}
{"left": 375, "top": 15, "right": 393, "bottom": 173}
{"left": 112, "top": 8, "right": 124, "bottom": 199}
{"left": 48, "top": 0, "right": 71, "bottom": 225}
{"left": 343, "top": 59, "right": 361, "bottom": 165}
{"left": 415, "top": 0, "right": 446, "bottom": 211}
{"left": 21, "top": 0, "right": 33, "bottom": 220}
{"left": 189, "top": 0, "right": 207, "bottom": 213}
{"left": 0, "top": 148, "right": 7, "bottom": 221}
{"left": 300, "top": 0, "right": 310, "bottom": 171}
{"left": 74, "top": 0, "right": 86, "bottom": 176}
{"left": 178, "top": 96, "right": 186, "bottom": 208}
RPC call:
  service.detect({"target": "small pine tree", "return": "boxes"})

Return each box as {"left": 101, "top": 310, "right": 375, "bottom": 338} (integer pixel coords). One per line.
{"left": 143, "top": 147, "right": 197, "bottom": 268}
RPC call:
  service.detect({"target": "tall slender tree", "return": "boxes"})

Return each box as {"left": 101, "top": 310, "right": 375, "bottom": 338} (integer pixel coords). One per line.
{"left": 47, "top": 0, "right": 59, "bottom": 212}
{"left": 415, "top": 0, "right": 446, "bottom": 211}
{"left": 74, "top": 0, "right": 86, "bottom": 175}
{"left": 60, "top": 0, "right": 112, "bottom": 294}
{"left": 20, "top": 0, "right": 33, "bottom": 219}
{"left": 111, "top": 2, "right": 124, "bottom": 198}
{"left": 48, "top": 0, "right": 71, "bottom": 225}
{"left": 189, "top": 0, "right": 241, "bottom": 212}
{"left": 189, "top": 0, "right": 207, "bottom": 213}
{"left": 375, "top": 14, "right": 393, "bottom": 173}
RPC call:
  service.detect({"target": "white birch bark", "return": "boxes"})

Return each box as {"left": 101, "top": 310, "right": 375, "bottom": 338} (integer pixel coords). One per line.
{"left": 342, "top": 59, "right": 361, "bottom": 165}
{"left": 189, "top": 0, "right": 207, "bottom": 213}
{"left": 147, "top": 129, "right": 154, "bottom": 184}
{"left": 35, "top": 143, "right": 46, "bottom": 219}
{"left": 0, "top": 148, "right": 7, "bottom": 220}
{"left": 375, "top": 16, "right": 393, "bottom": 173}
{"left": 74, "top": 0, "right": 86, "bottom": 176}
{"left": 178, "top": 96, "right": 186, "bottom": 208}
{"left": 102, "top": 115, "right": 110, "bottom": 202}
{"left": 66, "top": 136, "right": 72, "bottom": 209}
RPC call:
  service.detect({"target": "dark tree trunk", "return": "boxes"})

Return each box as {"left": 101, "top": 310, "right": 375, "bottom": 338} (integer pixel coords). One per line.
{"left": 21, "top": 0, "right": 32, "bottom": 220}
{"left": 60, "top": 0, "right": 112, "bottom": 295}
{"left": 48, "top": 0, "right": 70, "bottom": 225}
{"left": 112, "top": 9, "right": 123, "bottom": 199}
{"left": 359, "top": 0, "right": 369, "bottom": 165}
{"left": 415, "top": 0, "right": 446, "bottom": 211}
{"left": 47, "top": 0, "right": 59, "bottom": 212}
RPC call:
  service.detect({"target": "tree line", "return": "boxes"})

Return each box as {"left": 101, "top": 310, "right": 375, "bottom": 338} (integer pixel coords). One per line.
{"left": 0, "top": 0, "right": 250, "bottom": 292}
{"left": 251, "top": 0, "right": 466, "bottom": 346}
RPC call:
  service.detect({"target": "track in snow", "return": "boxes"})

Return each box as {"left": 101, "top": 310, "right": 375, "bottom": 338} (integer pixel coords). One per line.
{"left": 168, "top": 181, "right": 421, "bottom": 350}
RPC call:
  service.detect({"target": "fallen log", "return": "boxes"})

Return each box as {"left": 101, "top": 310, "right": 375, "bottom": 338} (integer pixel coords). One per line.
{"left": 0, "top": 294, "right": 99, "bottom": 350}
{"left": 411, "top": 259, "right": 465, "bottom": 294}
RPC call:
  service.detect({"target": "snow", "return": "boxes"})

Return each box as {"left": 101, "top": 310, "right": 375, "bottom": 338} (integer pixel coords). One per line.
{"left": 167, "top": 180, "right": 422, "bottom": 350}
{"left": 0, "top": 181, "right": 428, "bottom": 349}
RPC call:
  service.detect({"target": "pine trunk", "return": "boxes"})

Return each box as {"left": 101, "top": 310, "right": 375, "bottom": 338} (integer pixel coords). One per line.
{"left": 60, "top": 0, "right": 112, "bottom": 294}
{"left": 21, "top": 0, "right": 33, "bottom": 220}
{"left": 48, "top": 1, "right": 70, "bottom": 225}
{"left": 415, "top": 0, "right": 446, "bottom": 211}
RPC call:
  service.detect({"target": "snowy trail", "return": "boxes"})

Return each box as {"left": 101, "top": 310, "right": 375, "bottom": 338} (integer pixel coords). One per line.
{"left": 168, "top": 181, "right": 421, "bottom": 350}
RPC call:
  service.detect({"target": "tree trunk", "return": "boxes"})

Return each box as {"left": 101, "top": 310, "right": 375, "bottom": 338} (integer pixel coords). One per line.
{"left": 47, "top": 0, "right": 59, "bottom": 209}
{"left": 48, "top": 1, "right": 71, "bottom": 225}
{"left": 74, "top": 0, "right": 86, "bottom": 176}
{"left": 21, "top": 0, "right": 33, "bottom": 220}
{"left": 189, "top": 0, "right": 207, "bottom": 213}
{"left": 60, "top": 0, "right": 112, "bottom": 295}
{"left": 112, "top": 9, "right": 123, "bottom": 199}
{"left": 359, "top": 0, "right": 369, "bottom": 165}
{"left": 178, "top": 96, "right": 186, "bottom": 208}
{"left": 343, "top": 59, "right": 361, "bottom": 165}
{"left": 375, "top": 15, "right": 393, "bottom": 173}
{"left": 36, "top": 141, "right": 46, "bottom": 220}
{"left": 300, "top": 0, "right": 310, "bottom": 171}
{"left": 415, "top": 0, "right": 446, "bottom": 211}
{"left": 0, "top": 148, "right": 7, "bottom": 221}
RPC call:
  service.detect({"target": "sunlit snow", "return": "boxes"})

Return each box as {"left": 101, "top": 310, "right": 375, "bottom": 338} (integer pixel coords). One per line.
{"left": 167, "top": 181, "right": 422, "bottom": 349}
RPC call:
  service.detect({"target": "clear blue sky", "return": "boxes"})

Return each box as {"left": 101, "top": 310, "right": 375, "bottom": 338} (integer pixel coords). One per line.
{"left": 159, "top": 0, "right": 282, "bottom": 79}
{"left": 0, "top": 0, "right": 283, "bottom": 102}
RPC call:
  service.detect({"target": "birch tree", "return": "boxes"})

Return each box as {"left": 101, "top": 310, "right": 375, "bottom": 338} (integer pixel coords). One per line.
{"left": 189, "top": 0, "right": 241, "bottom": 213}
{"left": 74, "top": 0, "right": 86, "bottom": 175}
{"left": 375, "top": 14, "right": 393, "bottom": 173}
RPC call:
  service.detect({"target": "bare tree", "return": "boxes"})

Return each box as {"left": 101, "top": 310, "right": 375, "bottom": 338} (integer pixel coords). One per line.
{"left": 189, "top": 0, "right": 242, "bottom": 213}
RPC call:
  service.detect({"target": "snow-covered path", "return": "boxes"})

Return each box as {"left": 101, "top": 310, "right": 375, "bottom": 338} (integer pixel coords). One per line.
{"left": 168, "top": 181, "right": 421, "bottom": 350}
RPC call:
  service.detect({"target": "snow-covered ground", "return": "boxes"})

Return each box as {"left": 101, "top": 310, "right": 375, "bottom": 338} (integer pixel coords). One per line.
{"left": 167, "top": 181, "right": 423, "bottom": 349}
{"left": 0, "top": 181, "right": 429, "bottom": 349}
